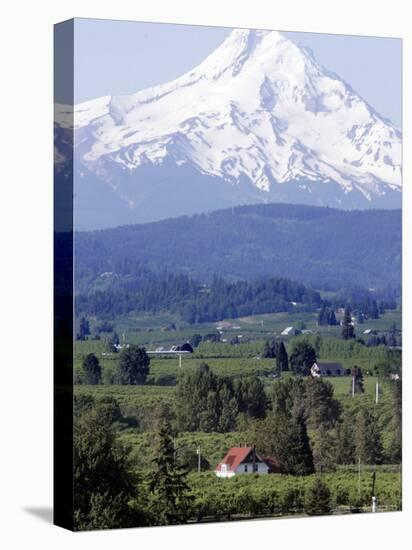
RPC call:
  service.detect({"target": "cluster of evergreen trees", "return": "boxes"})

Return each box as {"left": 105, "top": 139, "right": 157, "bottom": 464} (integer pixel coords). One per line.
{"left": 317, "top": 305, "right": 338, "bottom": 326}
{"left": 76, "top": 272, "right": 321, "bottom": 323}
{"left": 174, "top": 365, "right": 402, "bottom": 474}
{"left": 248, "top": 376, "right": 401, "bottom": 474}
{"left": 78, "top": 346, "right": 150, "bottom": 386}
{"left": 74, "top": 398, "right": 193, "bottom": 530}
{"left": 176, "top": 364, "right": 267, "bottom": 432}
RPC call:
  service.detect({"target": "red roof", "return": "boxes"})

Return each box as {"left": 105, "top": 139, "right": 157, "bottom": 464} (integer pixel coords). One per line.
{"left": 215, "top": 446, "right": 265, "bottom": 473}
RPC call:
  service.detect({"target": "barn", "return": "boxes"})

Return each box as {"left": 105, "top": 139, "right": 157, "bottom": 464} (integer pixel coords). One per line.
{"left": 310, "top": 361, "right": 346, "bottom": 377}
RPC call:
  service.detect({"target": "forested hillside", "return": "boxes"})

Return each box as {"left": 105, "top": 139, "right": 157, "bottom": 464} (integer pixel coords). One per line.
{"left": 75, "top": 272, "right": 321, "bottom": 323}
{"left": 75, "top": 203, "right": 401, "bottom": 291}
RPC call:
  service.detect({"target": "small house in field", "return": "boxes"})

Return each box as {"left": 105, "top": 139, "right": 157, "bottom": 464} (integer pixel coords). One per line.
{"left": 311, "top": 361, "right": 345, "bottom": 377}
{"left": 215, "top": 446, "right": 278, "bottom": 478}
{"left": 281, "top": 326, "right": 300, "bottom": 336}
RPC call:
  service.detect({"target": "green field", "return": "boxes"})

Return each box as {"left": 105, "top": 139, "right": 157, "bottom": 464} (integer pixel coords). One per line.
{"left": 77, "top": 308, "right": 401, "bottom": 352}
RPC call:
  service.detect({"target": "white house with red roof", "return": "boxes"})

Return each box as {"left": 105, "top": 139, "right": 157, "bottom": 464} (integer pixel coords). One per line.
{"left": 215, "top": 446, "right": 276, "bottom": 478}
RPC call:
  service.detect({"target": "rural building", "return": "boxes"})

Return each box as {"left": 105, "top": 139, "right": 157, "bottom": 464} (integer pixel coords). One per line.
{"left": 215, "top": 446, "right": 279, "bottom": 478}
{"left": 281, "top": 326, "right": 300, "bottom": 336}
{"left": 311, "top": 361, "right": 345, "bottom": 377}
{"left": 171, "top": 342, "right": 194, "bottom": 353}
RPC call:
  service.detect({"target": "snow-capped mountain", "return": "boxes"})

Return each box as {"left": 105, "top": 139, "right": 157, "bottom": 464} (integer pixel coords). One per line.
{"left": 55, "top": 29, "right": 402, "bottom": 229}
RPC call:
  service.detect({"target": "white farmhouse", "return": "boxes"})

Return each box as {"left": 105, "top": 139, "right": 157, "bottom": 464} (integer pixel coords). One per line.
{"left": 215, "top": 446, "right": 278, "bottom": 478}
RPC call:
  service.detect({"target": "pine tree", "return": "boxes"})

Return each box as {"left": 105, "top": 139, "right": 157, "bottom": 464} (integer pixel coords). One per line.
{"left": 262, "top": 339, "right": 277, "bottom": 358}
{"left": 78, "top": 316, "right": 90, "bottom": 340}
{"left": 82, "top": 353, "right": 102, "bottom": 385}
{"left": 341, "top": 306, "right": 355, "bottom": 340}
{"left": 304, "top": 377, "right": 341, "bottom": 430}
{"left": 272, "top": 413, "right": 314, "bottom": 475}
{"left": 148, "top": 413, "right": 192, "bottom": 525}
{"left": 328, "top": 309, "right": 338, "bottom": 326}
{"left": 276, "top": 341, "right": 289, "bottom": 373}
{"left": 349, "top": 366, "right": 365, "bottom": 395}
{"left": 312, "top": 425, "right": 337, "bottom": 473}
{"left": 235, "top": 376, "right": 267, "bottom": 419}
{"left": 336, "top": 412, "right": 355, "bottom": 464}
{"left": 369, "top": 300, "right": 380, "bottom": 319}
{"left": 74, "top": 405, "right": 143, "bottom": 530}
{"left": 304, "top": 477, "right": 332, "bottom": 516}
{"left": 354, "top": 408, "right": 383, "bottom": 465}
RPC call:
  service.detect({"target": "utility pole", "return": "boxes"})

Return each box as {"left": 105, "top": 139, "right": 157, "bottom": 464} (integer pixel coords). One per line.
{"left": 179, "top": 353, "right": 182, "bottom": 369}
{"left": 358, "top": 457, "right": 361, "bottom": 500}
{"left": 352, "top": 375, "right": 355, "bottom": 398}
{"left": 375, "top": 380, "right": 379, "bottom": 404}
{"left": 197, "top": 445, "right": 201, "bottom": 473}
{"left": 371, "top": 471, "right": 377, "bottom": 512}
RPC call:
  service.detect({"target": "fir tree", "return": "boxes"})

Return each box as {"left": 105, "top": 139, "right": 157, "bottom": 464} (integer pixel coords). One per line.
{"left": 273, "top": 413, "right": 314, "bottom": 476}
{"left": 304, "top": 377, "right": 341, "bottom": 430}
{"left": 328, "top": 309, "right": 338, "bottom": 326}
{"left": 262, "top": 339, "right": 277, "bottom": 358}
{"left": 312, "top": 425, "right": 337, "bottom": 473}
{"left": 354, "top": 408, "right": 383, "bottom": 465}
{"left": 341, "top": 306, "right": 355, "bottom": 340}
{"left": 148, "top": 412, "right": 192, "bottom": 525}
{"left": 304, "top": 477, "right": 332, "bottom": 516}
{"left": 235, "top": 376, "right": 267, "bottom": 419}
{"left": 349, "top": 366, "right": 365, "bottom": 395}
{"left": 276, "top": 341, "right": 289, "bottom": 373}
{"left": 78, "top": 316, "right": 90, "bottom": 340}
{"left": 336, "top": 412, "right": 355, "bottom": 464}
{"left": 74, "top": 405, "right": 143, "bottom": 530}
{"left": 82, "top": 353, "right": 102, "bottom": 385}
{"left": 369, "top": 300, "right": 380, "bottom": 319}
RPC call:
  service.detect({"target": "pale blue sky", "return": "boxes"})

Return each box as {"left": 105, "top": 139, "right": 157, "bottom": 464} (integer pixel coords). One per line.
{"left": 70, "top": 18, "right": 402, "bottom": 128}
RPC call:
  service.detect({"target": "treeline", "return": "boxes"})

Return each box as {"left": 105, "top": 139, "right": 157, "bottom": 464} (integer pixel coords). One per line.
{"left": 74, "top": 203, "right": 402, "bottom": 291}
{"left": 327, "top": 285, "right": 399, "bottom": 312}
{"left": 75, "top": 272, "right": 321, "bottom": 323}
{"left": 288, "top": 334, "right": 402, "bottom": 374}
{"left": 77, "top": 345, "right": 151, "bottom": 386}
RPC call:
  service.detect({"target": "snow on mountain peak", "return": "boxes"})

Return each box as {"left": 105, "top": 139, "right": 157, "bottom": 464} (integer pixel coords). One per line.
{"left": 58, "top": 28, "right": 401, "bottom": 218}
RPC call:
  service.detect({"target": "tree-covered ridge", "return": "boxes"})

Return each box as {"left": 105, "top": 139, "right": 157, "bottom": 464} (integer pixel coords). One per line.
{"left": 75, "top": 271, "right": 322, "bottom": 323}
{"left": 74, "top": 203, "right": 401, "bottom": 291}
